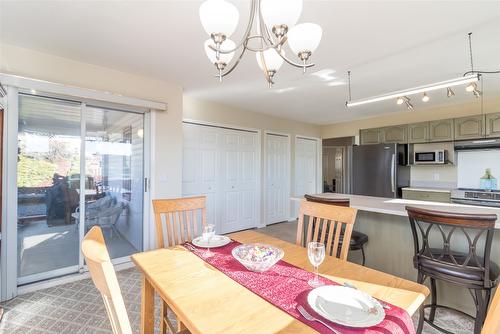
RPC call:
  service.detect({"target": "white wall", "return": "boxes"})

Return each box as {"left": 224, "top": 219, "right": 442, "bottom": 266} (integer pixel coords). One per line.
{"left": 1, "top": 43, "right": 184, "bottom": 249}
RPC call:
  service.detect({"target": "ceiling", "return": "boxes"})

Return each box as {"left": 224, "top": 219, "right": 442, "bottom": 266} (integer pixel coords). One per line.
{"left": 1, "top": 1, "right": 500, "bottom": 125}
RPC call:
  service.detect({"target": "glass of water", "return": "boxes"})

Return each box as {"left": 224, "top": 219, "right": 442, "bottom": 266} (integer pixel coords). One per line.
{"left": 202, "top": 224, "right": 215, "bottom": 257}
{"left": 308, "top": 242, "right": 326, "bottom": 287}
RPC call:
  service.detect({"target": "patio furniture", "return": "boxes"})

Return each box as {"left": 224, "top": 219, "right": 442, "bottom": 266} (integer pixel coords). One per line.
{"left": 73, "top": 195, "right": 126, "bottom": 237}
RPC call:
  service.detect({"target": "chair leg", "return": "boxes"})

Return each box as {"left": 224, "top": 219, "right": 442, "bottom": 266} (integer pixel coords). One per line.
{"left": 361, "top": 246, "right": 366, "bottom": 266}
{"left": 429, "top": 278, "right": 437, "bottom": 322}
{"left": 474, "top": 289, "right": 490, "bottom": 334}
{"left": 416, "top": 304, "right": 425, "bottom": 334}
{"left": 160, "top": 301, "right": 167, "bottom": 334}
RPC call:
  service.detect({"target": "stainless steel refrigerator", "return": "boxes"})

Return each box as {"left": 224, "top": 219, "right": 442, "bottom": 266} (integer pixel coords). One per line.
{"left": 352, "top": 143, "right": 410, "bottom": 198}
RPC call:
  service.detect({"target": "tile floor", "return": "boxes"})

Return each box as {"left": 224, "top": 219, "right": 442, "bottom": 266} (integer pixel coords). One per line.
{"left": 0, "top": 222, "right": 476, "bottom": 333}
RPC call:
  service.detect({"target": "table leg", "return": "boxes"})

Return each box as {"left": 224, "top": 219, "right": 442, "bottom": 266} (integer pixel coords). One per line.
{"left": 141, "top": 275, "right": 155, "bottom": 334}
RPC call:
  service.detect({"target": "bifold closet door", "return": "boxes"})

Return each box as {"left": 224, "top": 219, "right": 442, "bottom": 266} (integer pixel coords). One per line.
{"left": 265, "top": 134, "right": 289, "bottom": 225}
{"left": 182, "top": 124, "right": 258, "bottom": 234}
{"left": 182, "top": 123, "right": 217, "bottom": 226}
{"left": 219, "top": 129, "right": 258, "bottom": 233}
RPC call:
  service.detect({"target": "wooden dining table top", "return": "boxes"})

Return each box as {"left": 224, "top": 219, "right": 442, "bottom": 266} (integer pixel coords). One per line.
{"left": 131, "top": 230, "right": 429, "bottom": 334}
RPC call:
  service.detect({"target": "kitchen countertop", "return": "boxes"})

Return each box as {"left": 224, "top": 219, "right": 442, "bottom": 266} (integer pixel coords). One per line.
{"left": 402, "top": 187, "right": 452, "bottom": 193}
{"left": 291, "top": 193, "right": 500, "bottom": 228}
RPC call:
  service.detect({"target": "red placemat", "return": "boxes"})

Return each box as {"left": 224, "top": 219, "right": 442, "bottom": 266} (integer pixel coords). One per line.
{"left": 184, "top": 240, "right": 415, "bottom": 334}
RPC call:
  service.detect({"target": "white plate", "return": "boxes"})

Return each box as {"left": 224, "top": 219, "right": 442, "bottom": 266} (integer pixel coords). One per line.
{"left": 307, "top": 285, "right": 385, "bottom": 328}
{"left": 192, "top": 235, "right": 231, "bottom": 248}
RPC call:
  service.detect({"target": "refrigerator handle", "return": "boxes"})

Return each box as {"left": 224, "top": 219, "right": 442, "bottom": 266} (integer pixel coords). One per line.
{"left": 391, "top": 154, "right": 396, "bottom": 194}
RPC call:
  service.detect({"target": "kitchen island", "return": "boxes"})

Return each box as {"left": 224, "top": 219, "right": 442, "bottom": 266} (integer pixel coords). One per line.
{"left": 292, "top": 193, "right": 500, "bottom": 316}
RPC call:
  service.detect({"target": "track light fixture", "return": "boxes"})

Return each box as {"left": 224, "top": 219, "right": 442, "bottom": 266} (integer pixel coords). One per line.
{"left": 345, "top": 32, "right": 498, "bottom": 110}
{"left": 345, "top": 74, "right": 478, "bottom": 108}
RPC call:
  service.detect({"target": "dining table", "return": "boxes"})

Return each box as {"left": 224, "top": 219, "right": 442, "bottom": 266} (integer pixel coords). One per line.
{"left": 131, "top": 230, "right": 430, "bottom": 334}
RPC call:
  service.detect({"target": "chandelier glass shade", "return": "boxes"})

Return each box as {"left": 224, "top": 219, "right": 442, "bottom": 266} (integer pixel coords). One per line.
{"left": 260, "top": 0, "right": 302, "bottom": 31}
{"left": 199, "top": 0, "right": 240, "bottom": 37}
{"left": 199, "top": 0, "right": 322, "bottom": 86}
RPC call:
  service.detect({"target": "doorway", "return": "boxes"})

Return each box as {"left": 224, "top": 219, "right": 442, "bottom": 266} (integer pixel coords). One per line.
{"left": 16, "top": 94, "right": 145, "bottom": 284}
{"left": 294, "top": 136, "right": 320, "bottom": 197}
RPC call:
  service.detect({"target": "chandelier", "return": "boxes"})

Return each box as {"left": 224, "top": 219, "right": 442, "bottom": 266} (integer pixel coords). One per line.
{"left": 199, "top": 0, "right": 322, "bottom": 87}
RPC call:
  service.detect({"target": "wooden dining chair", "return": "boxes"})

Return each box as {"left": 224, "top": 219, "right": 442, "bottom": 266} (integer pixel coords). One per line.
{"left": 81, "top": 226, "right": 133, "bottom": 334}
{"left": 296, "top": 199, "right": 358, "bottom": 261}
{"left": 152, "top": 196, "right": 206, "bottom": 248}
{"left": 152, "top": 197, "right": 207, "bottom": 334}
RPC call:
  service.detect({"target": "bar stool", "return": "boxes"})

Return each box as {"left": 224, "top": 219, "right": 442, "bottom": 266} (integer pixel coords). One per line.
{"left": 406, "top": 206, "right": 499, "bottom": 334}
{"left": 304, "top": 194, "right": 369, "bottom": 265}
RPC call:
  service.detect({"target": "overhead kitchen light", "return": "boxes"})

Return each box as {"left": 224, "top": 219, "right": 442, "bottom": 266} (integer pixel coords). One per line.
{"left": 345, "top": 74, "right": 479, "bottom": 108}
{"left": 422, "top": 92, "right": 430, "bottom": 102}
{"left": 447, "top": 87, "right": 455, "bottom": 97}
{"left": 396, "top": 96, "right": 404, "bottom": 105}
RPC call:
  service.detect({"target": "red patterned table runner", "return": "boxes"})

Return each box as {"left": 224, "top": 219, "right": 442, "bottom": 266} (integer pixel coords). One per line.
{"left": 184, "top": 241, "right": 415, "bottom": 334}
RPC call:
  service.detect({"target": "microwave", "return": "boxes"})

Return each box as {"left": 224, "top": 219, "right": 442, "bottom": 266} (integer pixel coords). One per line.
{"left": 414, "top": 150, "right": 447, "bottom": 164}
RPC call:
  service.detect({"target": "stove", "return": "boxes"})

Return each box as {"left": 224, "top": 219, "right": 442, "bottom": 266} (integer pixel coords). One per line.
{"left": 451, "top": 188, "right": 500, "bottom": 207}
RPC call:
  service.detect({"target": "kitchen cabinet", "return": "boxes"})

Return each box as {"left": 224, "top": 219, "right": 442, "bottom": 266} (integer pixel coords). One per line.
{"left": 408, "top": 122, "right": 429, "bottom": 143}
{"left": 429, "top": 119, "right": 454, "bottom": 142}
{"left": 402, "top": 189, "right": 451, "bottom": 203}
{"left": 486, "top": 112, "right": 500, "bottom": 138}
{"left": 454, "top": 115, "right": 484, "bottom": 140}
{"left": 360, "top": 128, "right": 380, "bottom": 145}
{"left": 380, "top": 125, "right": 407, "bottom": 143}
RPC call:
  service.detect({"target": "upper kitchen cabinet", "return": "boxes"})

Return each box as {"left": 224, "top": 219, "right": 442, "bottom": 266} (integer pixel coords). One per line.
{"left": 408, "top": 122, "right": 429, "bottom": 143}
{"left": 429, "top": 119, "right": 454, "bottom": 142}
{"left": 360, "top": 128, "right": 380, "bottom": 145}
{"left": 454, "top": 115, "right": 484, "bottom": 140}
{"left": 379, "top": 125, "right": 408, "bottom": 143}
{"left": 486, "top": 112, "right": 500, "bottom": 138}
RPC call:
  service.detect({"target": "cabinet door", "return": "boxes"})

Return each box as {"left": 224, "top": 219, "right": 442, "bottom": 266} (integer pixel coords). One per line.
{"left": 360, "top": 128, "right": 380, "bottom": 145}
{"left": 380, "top": 125, "right": 407, "bottom": 143}
{"left": 454, "top": 115, "right": 484, "bottom": 140}
{"left": 486, "top": 112, "right": 500, "bottom": 138}
{"left": 408, "top": 122, "right": 429, "bottom": 143}
{"left": 429, "top": 119, "right": 454, "bottom": 142}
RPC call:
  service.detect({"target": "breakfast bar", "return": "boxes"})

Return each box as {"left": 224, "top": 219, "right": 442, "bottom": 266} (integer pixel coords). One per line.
{"left": 292, "top": 193, "right": 500, "bottom": 316}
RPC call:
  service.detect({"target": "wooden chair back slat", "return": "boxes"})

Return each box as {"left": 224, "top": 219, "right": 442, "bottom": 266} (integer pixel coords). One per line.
{"left": 319, "top": 220, "right": 328, "bottom": 244}
{"left": 482, "top": 287, "right": 500, "bottom": 333}
{"left": 82, "top": 227, "right": 132, "bottom": 334}
{"left": 185, "top": 210, "right": 192, "bottom": 241}
{"left": 152, "top": 196, "right": 207, "bottom": 248}
{"left": 296, "top": 200, "right": 358, "bottom": 260}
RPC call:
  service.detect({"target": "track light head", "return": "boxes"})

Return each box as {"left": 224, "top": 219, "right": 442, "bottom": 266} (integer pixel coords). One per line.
{"left": 404, "top": 98, "right": 413, "bottom": 110}
{"left": 422, "top": 92, "right": 430, "bottom": 102}
{"left": 447, "top": 87, "right": 455, "bottom": 98}
{"left": 396, "top": 97, "right": 404, "bottom": 105}
{"left": 473, "top": 87, "right": 482, "bottom": 98}
{"left": 466, "top": 82, "right": 476, "bottom": 92}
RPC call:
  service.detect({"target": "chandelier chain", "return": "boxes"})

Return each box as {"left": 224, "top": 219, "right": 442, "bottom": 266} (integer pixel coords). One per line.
{"left": 348, "top": 71, "right": 352, "bottom": 102}
{"left": 468, "top": 32, "right": 474, "bottom": 73}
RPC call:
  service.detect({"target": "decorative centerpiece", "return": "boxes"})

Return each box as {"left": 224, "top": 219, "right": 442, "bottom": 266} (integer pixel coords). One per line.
{"left": 232, "top": 243, "right": 284, "bottom": 272}
{"left": 480, "top": 168, "right": 497, "bottom": 191}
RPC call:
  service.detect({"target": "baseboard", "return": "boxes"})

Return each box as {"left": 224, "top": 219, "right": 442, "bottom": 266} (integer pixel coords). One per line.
{"left": 17, "top": 261, "right": 135, "bottom": 296}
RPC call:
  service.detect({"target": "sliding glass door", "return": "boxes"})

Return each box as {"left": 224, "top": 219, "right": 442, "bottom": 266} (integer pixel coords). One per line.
{"left": 17, "top": 95, "right": 82, "bottom": 281}
{"left": 84, "top": 106, "right": 143, "bottom": 259}
{"left": 17, "top": 94, "right": 145, "bottom": 284}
